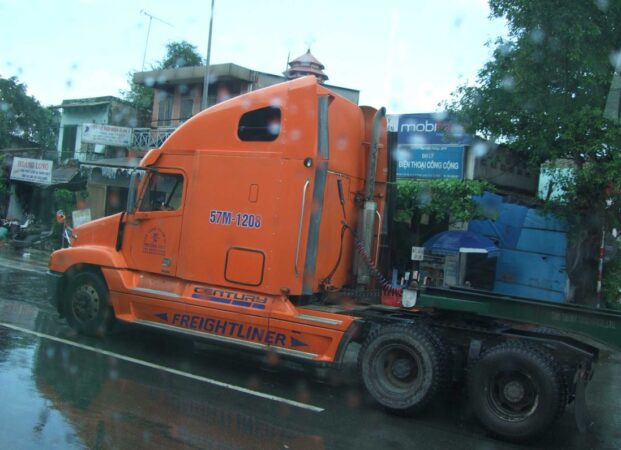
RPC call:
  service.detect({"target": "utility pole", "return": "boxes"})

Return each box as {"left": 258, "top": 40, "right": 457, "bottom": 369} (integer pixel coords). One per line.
{"left": 201, "top": 0, "right": 215, "bottom": 110}
{"left": 141, "top": 10, "right": 173, "bottom": 71}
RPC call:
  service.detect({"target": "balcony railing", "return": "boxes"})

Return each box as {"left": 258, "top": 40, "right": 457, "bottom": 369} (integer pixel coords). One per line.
{"left": 131, "top": 127, "right": 176, "bottom": 150}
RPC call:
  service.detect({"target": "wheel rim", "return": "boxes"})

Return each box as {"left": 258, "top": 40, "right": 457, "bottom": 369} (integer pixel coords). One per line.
{"left": 71, "top": 284, "right": 100, "bottom": 323}
{"left": 487, "top": 371, "right": 539, "bottom": 422}
{"left": 375, "top": 344, "right": 424, "bottom": 393}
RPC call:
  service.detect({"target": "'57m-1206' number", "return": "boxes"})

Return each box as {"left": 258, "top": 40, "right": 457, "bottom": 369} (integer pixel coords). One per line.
{"left": 209, "top": 210, "right": 262, "bottom": 228}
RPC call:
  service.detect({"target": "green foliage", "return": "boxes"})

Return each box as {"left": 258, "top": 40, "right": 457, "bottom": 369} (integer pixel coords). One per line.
{"left": 446, "top": 0, "right": 621, "bottom": 303}
{"left": 52, "top": 189, "right": 75, "bottom": 219}
{"left": 121, "top": 73, "right": 154, "bottom": 126}
{"left": 159, "top": 41, "right": 203, "bottom": 69}
{"left": 0, "top": 76, "right": 59, "bottom": 150}
{"left": 602, "top": 240, "right": 621, "bottom": 310}
{"left": 122, "top": 40, "right": 204, "bottom": 125}
{"left": 396, "top": 179, "right": 494, "bottom": 224}
{"left": 446, "top": 0, "right": 621, "bottom": 232}
{"left": 0, "top": 155, "right": 7, "bottom": 197}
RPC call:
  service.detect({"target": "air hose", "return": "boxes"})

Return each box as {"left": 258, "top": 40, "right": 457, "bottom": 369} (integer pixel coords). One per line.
{"left": 344, "top": 222, "right": 402, "bottom": 297}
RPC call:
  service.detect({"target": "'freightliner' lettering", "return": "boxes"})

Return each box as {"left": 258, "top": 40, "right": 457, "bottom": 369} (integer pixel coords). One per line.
{"left": 170, "top": 313, "right": 285, "bottom": 346}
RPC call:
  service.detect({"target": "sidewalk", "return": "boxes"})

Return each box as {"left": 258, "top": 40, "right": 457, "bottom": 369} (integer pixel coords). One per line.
{"left": 0, "top": 243, "right": 51, "bottom": 273}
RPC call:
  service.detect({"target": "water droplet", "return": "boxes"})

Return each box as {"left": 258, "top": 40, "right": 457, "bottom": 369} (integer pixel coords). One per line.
{"left": 609, "top": 50, "right": 621, "bottom": 70}
{"left": 290, "top": 128, "right": 301, "bottom": 140}
{"left": 498, "top": 42, "right": 511, "bottom": 56}
{"left": 409, "top": 135, "right": 427, "bottom": 146}
{"left": 472, "top": 142, "right": 489, "bottom": 158}
{"left": 595, "top": 0, "right": 609, "bottom": 12}
{"left": 432, "top": 111, "right": 448, "bottom": 121}
{"left": 450, "top": 124, "right": 465, "bottom": 140}
{"left": 143, "top": 430, "right": 152, "bottom": 443}
{"left": 145, "top": 76, "right": 155, "bottom": 87}
{"left": 501, "top": 75, "right": 515, "bottom": 91}
{"left": 268, "top": 121, "right": 280, "bottom": 135}
{"left": 530, "top": 28, "right": 545, "bottom": 45}
{"left": 271, "top": 96, "right": 283, "bottom": 108}
{"left": 0, "top": 102, "right": 9, "bottom": 113}
{"left": 65, "top": 79, "right": 73, "bottom": 89}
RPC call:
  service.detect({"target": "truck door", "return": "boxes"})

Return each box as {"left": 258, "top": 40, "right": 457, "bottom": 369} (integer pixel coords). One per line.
{"left": 124, "top": 170, "right": 185, "bottom": 276}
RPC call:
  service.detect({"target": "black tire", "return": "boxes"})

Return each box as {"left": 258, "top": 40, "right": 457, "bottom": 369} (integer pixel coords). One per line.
{"left": 468, "top": 341, "right": 567, "bottom": 442}
{"left": 64, "top": 271, "right": 114, "bottom": 337}
{"left": 423, "top": 325, "right": 453, "bottom": 393}
{"left": 358, "top": 323, "right": 444, "bottom": 415}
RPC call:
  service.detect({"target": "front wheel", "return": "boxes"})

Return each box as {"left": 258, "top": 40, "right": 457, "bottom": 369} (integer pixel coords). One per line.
{"left": 358, "top": 323, "right": 445, "bottom": 415}
{"left": 64, "top": 271, "right": 114, "bottom": 337}
{"left": 468, "top": 341, "right": 566, "bottom": 442}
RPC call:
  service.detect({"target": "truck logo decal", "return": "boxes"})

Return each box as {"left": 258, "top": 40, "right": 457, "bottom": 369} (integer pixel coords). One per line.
{"left": 143, "top": 227, "right": 166, "bottom": 256}
{"left": 290, "top": 337, "right": 308, "bottom": 347}
{"left": 153, "top": 312, "right": 306, "bottom": 347}
{"left": 192, "top": 287, "right": 268, "bottom": 310}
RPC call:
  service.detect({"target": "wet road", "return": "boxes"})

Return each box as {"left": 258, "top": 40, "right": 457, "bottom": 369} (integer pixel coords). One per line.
{"left": 0, "top": 251, "right": 620, "bottom": 449}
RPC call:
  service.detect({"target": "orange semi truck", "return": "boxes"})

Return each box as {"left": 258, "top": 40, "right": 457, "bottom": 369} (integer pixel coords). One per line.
{"left": 48, "top": 77, "right": 621, "bottom": 442}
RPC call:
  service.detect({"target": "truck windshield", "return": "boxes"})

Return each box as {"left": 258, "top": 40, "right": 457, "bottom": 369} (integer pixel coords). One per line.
{"left": 139, "top": 173, "right": 184, "bottom": 211}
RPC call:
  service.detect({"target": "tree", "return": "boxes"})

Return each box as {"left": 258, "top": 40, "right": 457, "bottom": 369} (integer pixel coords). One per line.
{"left": 446, "top": 0, "right": 621, "bottom": 305}
{"left": 0, "top": 76, "right": 58, "bottom": 199}
{"left": 158, "top": 41, "right": 203, "bottom": 69}
{"left": 0, "top": 76, "right": 58, "bottom": 150}
{"left": 122, "top": 40, "right": 204, "bottom": 125}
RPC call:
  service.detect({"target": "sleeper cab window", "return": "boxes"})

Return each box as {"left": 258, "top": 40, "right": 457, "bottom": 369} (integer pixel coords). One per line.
{"left": 140, "top": 173, "right": 184, "bottom": 212}
{"left": 238, "top": 106, "right": 281, "bottom": 141}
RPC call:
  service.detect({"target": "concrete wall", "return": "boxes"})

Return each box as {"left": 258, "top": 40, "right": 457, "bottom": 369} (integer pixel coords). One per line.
{"left": 57, "top": 105, "right": 109, "bottom": 162}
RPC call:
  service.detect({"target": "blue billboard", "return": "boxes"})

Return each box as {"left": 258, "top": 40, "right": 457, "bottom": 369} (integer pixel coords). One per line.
{"left": 396, "top": 145, "right": 464, "bottom": 179}
{"left": 397, "top": 113, "right": 472, "bottom": 146}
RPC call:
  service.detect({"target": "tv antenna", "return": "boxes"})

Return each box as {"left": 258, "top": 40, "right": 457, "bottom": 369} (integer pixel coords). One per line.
{"left": 141, "top": 10, "right": 173, "bottom": 70}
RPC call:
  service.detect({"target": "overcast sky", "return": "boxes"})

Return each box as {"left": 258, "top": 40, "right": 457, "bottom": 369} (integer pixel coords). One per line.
{"left": 0, "top": 0, "right": 506, "bottom": 113}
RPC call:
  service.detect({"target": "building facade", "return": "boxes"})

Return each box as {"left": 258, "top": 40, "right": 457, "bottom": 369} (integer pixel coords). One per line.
{"left": 56, "top": 96, "right": 137, "bottom": 163}
{"left": 134, "top": 60, "right": 359, "bottom": 130}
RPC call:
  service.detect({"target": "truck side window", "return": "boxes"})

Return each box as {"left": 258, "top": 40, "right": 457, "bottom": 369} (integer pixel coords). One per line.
{"left": 139, "top": 173, "right": 184, "bottom": 212}
{"left": 238, "top": 106, "right": 281, "bottom": 141}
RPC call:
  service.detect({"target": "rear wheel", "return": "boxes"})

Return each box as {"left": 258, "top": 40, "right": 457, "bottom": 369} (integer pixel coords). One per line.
{"left": 358, "top": 323, "right": 444, "bottom": 415}
{"left": 468, "top": 341, "right": 566, "bottom": 441}
{"left": 64, "top": 271, "right": 113, "bottom": 337}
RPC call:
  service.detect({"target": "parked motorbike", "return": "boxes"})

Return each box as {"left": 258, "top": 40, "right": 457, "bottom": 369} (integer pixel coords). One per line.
{"left": 2, "top": 214, "right": 61, "bottom": 251}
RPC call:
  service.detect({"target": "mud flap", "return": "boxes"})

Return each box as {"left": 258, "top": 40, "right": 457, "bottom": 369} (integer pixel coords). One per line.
{"left": 574, "top": 363, "right": 592, "bottom": 433}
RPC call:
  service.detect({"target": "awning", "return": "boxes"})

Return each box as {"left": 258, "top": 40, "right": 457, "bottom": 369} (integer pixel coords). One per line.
{"left": 80, "top": 157, "right": 141, "bottom": 179}
{"left": 424, "top": 231, "right": 499, "bottom": 257}
{"left": 51, "top": 167, "right": 80, "bottom": 185}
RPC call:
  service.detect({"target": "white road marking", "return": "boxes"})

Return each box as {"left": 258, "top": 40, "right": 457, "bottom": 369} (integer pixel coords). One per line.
{"left": 0, "top": 321, "right": 324, "bottom": 413}
{"left": 0, "top": 259, "right": 47, "bottom": 275}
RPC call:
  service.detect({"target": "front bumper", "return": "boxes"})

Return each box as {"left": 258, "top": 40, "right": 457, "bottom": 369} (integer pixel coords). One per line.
{"left": 47, "top": 270, "right": 64, "bottom": 313}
